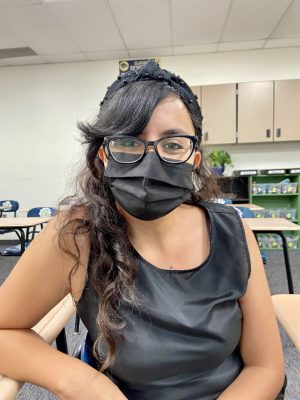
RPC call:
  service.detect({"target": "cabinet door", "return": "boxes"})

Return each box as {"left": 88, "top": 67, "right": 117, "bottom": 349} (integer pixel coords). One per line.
{"left": 201, "top": 83, "right": 236, "bottom": 145}
{"left": 238, "top": 81, "right": 273, "bottom": 143}
{"left": 274, "top": 79, "right": 300, "bottom": 142}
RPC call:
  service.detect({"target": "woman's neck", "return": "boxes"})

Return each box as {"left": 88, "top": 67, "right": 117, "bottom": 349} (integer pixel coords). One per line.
{"left": 119, "top": 203, "right": 196, "bottom": 247}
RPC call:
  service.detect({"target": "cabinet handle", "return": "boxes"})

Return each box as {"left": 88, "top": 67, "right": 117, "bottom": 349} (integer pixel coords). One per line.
{"left": 276, "top": 128, "right": 281, "bottom": 138}
{"left": 266, "top": 129, "right": 271, "bottom": 138}
{"left": 204, "top": 132, "right": 208, "bottom": 141}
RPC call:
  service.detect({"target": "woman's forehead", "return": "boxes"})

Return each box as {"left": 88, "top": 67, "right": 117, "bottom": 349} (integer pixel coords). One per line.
{"left": 139, "top": 97, "right": 195, "bottom": 139}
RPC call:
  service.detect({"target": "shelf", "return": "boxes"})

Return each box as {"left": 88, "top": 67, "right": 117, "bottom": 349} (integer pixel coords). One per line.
{"left": 252, "top": 194, "right": 298, "bottom": 197}
{"left": 232, "top": 198, "right": 250, "bottom": 202}
{"left": 253, "top": 219, "right": 298, "bottom": 223}
{"left": 259, "top": 248, "right": 299, "bottom": 251}
{"left": 249, "top": 173, "right": 300, "bottom": 250}
{"left": 253, "top": 174, "right": 300, "bottom": 178}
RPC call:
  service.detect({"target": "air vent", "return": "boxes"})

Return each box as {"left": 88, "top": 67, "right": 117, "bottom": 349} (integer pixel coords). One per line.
{"left": 0, "top": 47, "right": 37, "bottom": 60}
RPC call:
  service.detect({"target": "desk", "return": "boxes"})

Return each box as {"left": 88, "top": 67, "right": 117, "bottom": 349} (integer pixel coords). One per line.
{"left": 0, "top": 294, "right": 76, "bottom": 399}
{"left": 272, "top": 294, "right": 300, "bottom": 352}
{"left": 0, "top": 217, "right": 50, "bottom": 254}
{"left": 228, "top": 203, "right": 264, "bottom": 210}
{"left": 244, "top": 218, "right": 300, "bottom": 294}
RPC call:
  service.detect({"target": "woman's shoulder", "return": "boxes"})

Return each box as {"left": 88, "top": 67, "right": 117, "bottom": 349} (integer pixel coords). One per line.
{"left": 48, "top": 205, "right": 91, "bottom": 302}
{"left": 195, "top": 199, "right": 239, "bottom": 216}
{"left": 54, "top": 204, "right": 89, "bottom": 228}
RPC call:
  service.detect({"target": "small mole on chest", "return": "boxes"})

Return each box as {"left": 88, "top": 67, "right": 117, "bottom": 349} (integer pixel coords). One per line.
{"left": 169, "top": 266, "right": 173, "bottom": 269}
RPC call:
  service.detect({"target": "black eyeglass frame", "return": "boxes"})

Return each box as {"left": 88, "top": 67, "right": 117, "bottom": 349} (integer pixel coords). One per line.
{"left": 103, "top": 134, "right": 200, "bottom": 164}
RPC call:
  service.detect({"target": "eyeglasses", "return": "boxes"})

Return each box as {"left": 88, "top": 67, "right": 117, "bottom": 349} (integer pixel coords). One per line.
{"left": 103, "top": 135, "right": 199, "bottom": 164}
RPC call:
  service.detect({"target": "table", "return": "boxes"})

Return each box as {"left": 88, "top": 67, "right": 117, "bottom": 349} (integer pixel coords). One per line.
{"left": 244, "top": 218, "right": 300, "bottom": 294}
{"left": 0, "top": 294, "right": 76, "bottom": 399}
{"left": 0, "top": 217, "right": 51, "bottom": 254}
{"left": 228, "top": 203, "right": 264, "bottom": 210}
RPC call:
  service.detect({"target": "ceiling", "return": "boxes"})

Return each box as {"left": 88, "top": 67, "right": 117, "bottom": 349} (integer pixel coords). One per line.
{"left": 0, "top": 0, "right": 300, "bottom": 67}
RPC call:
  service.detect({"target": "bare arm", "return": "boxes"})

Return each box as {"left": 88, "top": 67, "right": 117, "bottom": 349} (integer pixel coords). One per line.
{"left": 218, "top": 220, "right": 285, "bottom": 399}
{"left": 0, "top": 216, "right": 126, "bottom": 399}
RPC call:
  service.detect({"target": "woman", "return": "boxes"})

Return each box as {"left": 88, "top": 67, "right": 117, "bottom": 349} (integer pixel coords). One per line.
{"left": 0, "top": 61, "right": 285, "bottom": 399}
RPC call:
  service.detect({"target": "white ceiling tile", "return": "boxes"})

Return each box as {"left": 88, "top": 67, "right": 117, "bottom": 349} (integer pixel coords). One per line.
{"left": 222, "top": 0, "right": 291, "bottom": 41}
{"left": 129, "top": 47, "right": 173, "bottom": 58}
{"left": 172, "top": 0, "right": 231, "bottom": 46}
{"left": 86, "top": 50, "right": 129, "bottom": 61}
{"left": 271, "top": 1, "right": 300, "bottom": 38}
{"left": 265, "top": 37, "right": 300, "bottom": 48}
{"left": 0, "top": 0, "right": 42, "bottom": 6}
{"left": 174, "top": 43, "right": 218, "bottom": 55}
{"left": 46, "top": 0, "right": 125, "bottom": 52}
{"left": 0, "top": 4, "right": 80, "bottom": 54}
{"left": 4, "top": 55, "right": 45, "bottom": 65}
{"left": 109, "top": 0, "right": 171, "bottom": 48}
{"left": 0, "top": 25, "right": 26, "bottom": 48}
{"left": 43, "top": 53, "right": 87, "bottom": 63}
{"left": 219, "top": 40, "right": 265, "bottom": 52}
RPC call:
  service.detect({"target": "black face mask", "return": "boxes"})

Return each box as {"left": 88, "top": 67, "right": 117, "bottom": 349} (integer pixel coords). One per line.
{"left": 104, "top": 152, "right": 194, "bottom": 221}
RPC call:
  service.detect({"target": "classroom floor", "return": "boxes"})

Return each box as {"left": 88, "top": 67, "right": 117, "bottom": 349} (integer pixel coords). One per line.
{"left": 0, "top": 245, "right": 299, "bottom": 400}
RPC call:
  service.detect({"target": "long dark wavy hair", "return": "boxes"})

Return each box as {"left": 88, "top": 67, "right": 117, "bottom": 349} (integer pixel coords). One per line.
{"left": 58, "top": 80, "right": 223, "bottom": 371}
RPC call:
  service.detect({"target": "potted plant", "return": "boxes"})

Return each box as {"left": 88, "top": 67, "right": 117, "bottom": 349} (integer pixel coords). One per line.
{"left": 208, "top": 149, "right": 233, "bottom": 176}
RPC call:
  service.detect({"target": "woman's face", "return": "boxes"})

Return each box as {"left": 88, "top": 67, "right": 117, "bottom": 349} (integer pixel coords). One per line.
{"left": 99, "top": 95, "right": 201, "bottom": 168}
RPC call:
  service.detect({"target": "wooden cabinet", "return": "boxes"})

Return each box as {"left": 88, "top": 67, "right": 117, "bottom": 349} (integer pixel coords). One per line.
{"left": 201, "top": 84, "right": 236, "bottom": 145}
{"left": 190, "top": 84, "right": 236, "bottom": 145}
{"left": 274, "top": 79, "right": 300, "bottom": 142}
{"left": 191, "top": 79, "right": 300, "bottom": 145}
{"left": 237, "top": 81, "right": 274, "bottom": 143}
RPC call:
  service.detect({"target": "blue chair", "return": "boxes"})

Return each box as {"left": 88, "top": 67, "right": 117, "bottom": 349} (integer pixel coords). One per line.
{"left": 1, "top": 207, "right": 57, "bottom": 256}
{"left": 0, "top": 200, "right": 19, "bottom": 218}
{"left": 26, "top": 207, "right": 57, "bottom": 218}
{"left": 0, "top": 200, "right": 20, "bottom": 235}
{"left": 26, "top": 207, "right": 57, "bottom": 241}
{"left": 214, "top": 198, "right": 233, "bottom": 204}
{"left": 234, "top": 206, "right": 268, "bottom": 264}
{"left": 73, "top": 332, "right": 97, "bottom": 368}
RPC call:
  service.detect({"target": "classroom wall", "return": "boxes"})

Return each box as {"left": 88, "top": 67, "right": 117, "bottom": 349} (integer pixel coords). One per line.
{"left": 0, "top": 47, "right": 300, "bottom": 210}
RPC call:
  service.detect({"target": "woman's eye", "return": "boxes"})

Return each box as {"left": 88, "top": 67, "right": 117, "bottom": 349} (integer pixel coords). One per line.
{"left": 119, "top": 139, "right": 138, "bottom": 147}
{"left": 163, "top": 142, "right": 183, "bottom": 151}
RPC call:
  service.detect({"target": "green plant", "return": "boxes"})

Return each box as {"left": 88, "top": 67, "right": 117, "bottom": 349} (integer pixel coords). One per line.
{"left": 208, "top": 149, "right": 233, "bottom": 167}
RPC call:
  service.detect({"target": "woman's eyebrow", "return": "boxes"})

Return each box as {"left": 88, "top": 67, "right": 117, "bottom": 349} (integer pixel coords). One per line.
{"left": 159, "top": 129, "right": 191, "bottom": 136}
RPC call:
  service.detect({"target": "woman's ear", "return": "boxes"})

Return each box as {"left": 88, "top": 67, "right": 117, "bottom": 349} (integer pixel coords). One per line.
{"left": 98, "top": 146, "right": 108, "bottom": 167}
{"left": 193, "top": 150, "right": 201, "bottom": 169}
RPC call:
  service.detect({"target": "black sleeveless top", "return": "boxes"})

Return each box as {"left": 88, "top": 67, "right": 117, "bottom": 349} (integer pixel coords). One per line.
{"left": 76, "top": 201, "right": 251, "bottom": 400}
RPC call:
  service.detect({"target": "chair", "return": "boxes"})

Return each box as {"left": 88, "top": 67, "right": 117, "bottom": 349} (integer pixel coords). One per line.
{"left": 214, "top": 198, "right": 233, "bottom": 204}
{"left": 0, "top": 294, "right": 75, "bottom": 399}
{"left": 272, "top": 294, "right": 300, "bottom": 352}
{"left": 73, "top": 332, "right": 97, "bottom": 368}
{"left": 272, "top": 294, "right": 298, "bottom": 399}
{"left": 234, "top": 206, "right": 269, "bottom": 264}
{"left": 0, "top": 200, "right": 20, "bottom": 235}
{"left": 0, "top": 207, "right": 57, "bottom": 256}
{"left": 26, "top": 207, "right": 57, "bottom": 241}
{"left": 0, "top": 200, "right": 19, "bottom": 218}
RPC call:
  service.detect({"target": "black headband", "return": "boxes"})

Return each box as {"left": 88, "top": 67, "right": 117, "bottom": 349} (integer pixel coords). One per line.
{"left": 100, "top": 60, "right": 203, "bottom": 141}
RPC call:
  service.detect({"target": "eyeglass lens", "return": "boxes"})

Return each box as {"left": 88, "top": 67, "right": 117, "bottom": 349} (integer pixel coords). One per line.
{"left": 108, "top": 136, "right": 194, "bottom": 164}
